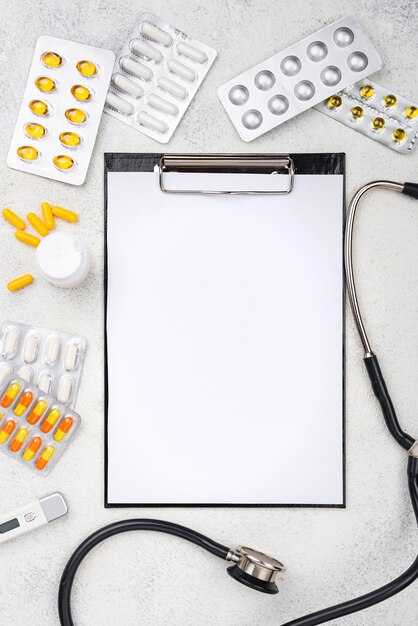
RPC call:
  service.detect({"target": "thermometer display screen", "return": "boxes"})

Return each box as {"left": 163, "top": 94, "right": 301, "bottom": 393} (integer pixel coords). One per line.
{"left": 0, "top": 518, "right": 20, "bottom": 534}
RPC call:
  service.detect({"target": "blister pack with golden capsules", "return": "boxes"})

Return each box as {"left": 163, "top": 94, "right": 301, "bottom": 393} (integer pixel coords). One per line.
{"left": 315, "top": 79, "right": 418, "bottom": 153}
{"left": 0, "top": 376, "right": 81, "bottom": 476}
{"left": 0, "top": 321, "right": 86, "bottom": 409}
{"left": 6, "top": 36, "right": 115, "bottom": 184}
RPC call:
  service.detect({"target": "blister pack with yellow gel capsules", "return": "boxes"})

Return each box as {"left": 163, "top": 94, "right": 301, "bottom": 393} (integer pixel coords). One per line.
{"left": 0, "top": 321, "right": 86, "bottom": 409}
{"left": 6, "top": 35, "right": 115, "bottom": 185}
{"left": 0, "top": 376, "right": 80, "bottom": 476}
{"left": 104, "top": 12, "right": 217, "bottom": 143}
{"left": 315, "top": 79, "right": 418, "bottom": 154}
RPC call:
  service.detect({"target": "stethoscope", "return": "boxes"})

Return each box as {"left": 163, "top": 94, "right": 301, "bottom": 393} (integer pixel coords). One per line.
{"left": 59, "top": 181, "right": 418, "bottom": 626}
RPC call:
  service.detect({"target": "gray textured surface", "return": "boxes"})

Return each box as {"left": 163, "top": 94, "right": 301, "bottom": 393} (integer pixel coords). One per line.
{"left": 0, "top": 1, "right": 417, "bottom": 625}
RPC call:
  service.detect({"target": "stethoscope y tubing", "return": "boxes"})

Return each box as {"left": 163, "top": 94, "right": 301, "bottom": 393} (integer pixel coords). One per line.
{"left": 59, "top": 181, "right": 418, "bottom": 626}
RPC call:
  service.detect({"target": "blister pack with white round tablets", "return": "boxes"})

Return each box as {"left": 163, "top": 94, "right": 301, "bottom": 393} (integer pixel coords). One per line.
{"left": 314, "top": 79, "right": 418, "bottom": 154}
{"left": 217, "top": 15, "right": 382, "bottom": 142}
{"left": 6, "top": 35, "right": 115, "bottom": 185}
{"left": 0, "top": 375, "right": 81, "bottom": 477}
{"left": 0, "top": 321, "right": 86, "bottom": 409}
{"left": 104, "top": 12, "right": 217, "bottom": 143}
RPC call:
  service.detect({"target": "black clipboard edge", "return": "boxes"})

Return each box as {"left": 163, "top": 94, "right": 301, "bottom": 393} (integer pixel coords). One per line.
{"left": 104, "top": 152, "right": 346, "bottom": 509}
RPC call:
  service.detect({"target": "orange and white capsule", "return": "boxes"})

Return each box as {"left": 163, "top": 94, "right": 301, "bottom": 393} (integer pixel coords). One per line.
{"left": 14, "top": 390, "right": 34, "bottom": 416}
{"left": 54, "top": 417, "right": 74, "bottom": 442}
{"left": 36, "top": 445, "right": 55, "bottom": 470}
{"left": 1, "top": 382, "right": 20, "bottom": 407}
{"left": 41, "top": 408, "right": 61, "bottom": 433}
{"left": 27, "top": 399, "right": 48, "bottom": 425}
{"left": 23, "top": 436, "right": 42, "bottom": 461}
{"left": 10, "top": 427, "right": 29, "bottom": 452}
{"left": 0, "top": 419, "right": 16, "bottom": 444}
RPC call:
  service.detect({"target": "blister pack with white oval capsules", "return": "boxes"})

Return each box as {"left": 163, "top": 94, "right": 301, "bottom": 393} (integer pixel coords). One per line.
{"left": 104, "top": 12, "right": 217, "bottom": 143}
{"left": 0, "top": 375, "right": 80, "bottom": 476}
{"left": 217, "top": 15, "right": 382, "bottom": 142}
{"left": 6, "top": 35, "right": 115, "bottom": 185}
{"left": 314, "top": 79, "right": 418, "bottom": 154}
{"left": 0, "top": 321, "right": 86, "bottom": 409}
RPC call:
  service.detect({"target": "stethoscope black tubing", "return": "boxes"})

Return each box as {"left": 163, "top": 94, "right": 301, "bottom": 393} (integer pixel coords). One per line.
{"left": 281, "top": 457, "right": 418, "bottom": 625}
{"left": 59, "top": 519, "right": 229, "bottom": 626}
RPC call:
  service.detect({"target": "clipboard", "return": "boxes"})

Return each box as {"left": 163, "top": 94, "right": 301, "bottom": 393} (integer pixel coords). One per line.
{"left": 104, "top": 152, "right": 345, "bottom": 508}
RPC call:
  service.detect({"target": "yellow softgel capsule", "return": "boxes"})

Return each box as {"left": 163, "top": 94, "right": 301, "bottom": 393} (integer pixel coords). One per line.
{"left": 27, "top": 212, "right": 48, "bottom": 236}
{"left": 76, "top": 60, "right": 97, "bottom": 77}
{"left": 59, "top": 131, "right": 81, "bottom": 148}
{"left": 24, "top": 123, "right": 46, "bottom": 139}
{"left": 53, "top": 155, "right": 75, "bottom": 171}
{"left": 371, "top": 117, "right": 385, "bottom": 131}
{"left": 65, "top": 108, "right": 87, "bottom": 124}
{"left": 71, "top": 85, "right": 91, "bottom": 101}
{"left": 326, "top": 95, "right": 342, "bottom": 110}
{"left": 17, "top": 146, "right": 39, "bottom": 161}
{"left": 405, "top": 105, "right": 418, "bottom": 120}
{"left": 41, "top": 202, "right": 55, "bottom": 230}
{"left": 35, "top": 76, "right": 56, "bottom": 92}
{"left": 15, "top": 230, "right": 40, "bottom": 247}
{"left": 392, "top": 128, "right": 407, "bottom": 143}
{"left": 360, "top": 84, "right": 374, "bottom": 99}
{"left": 51, "top": 205, "right": 78, "bottom": 223}
{"left": 383, "top": 94, "right": 397, "bottom": 108}
{"left": 29, "top": 99, "right": 49, "bottom": 116}
{"left": 7, "top": 274, "right": 33, "bottom": 292}
{"left": 2, "top": 208, "right": 25, "bottom": 230}
{"left": 350, "top": 106, "right": 364, "bottom": 119}
{"left": 41, "top": 51, "right": 62, "bottom": 68}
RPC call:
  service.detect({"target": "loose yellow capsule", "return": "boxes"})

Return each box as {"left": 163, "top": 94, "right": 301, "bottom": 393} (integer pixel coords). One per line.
{"left": 371, "top": 117, "right": 385, "bottom": 131}
{"left": 29, "top": 99, "right": 49, "bottom": 116}
{"left": 350, "top": 106, "right": 364, "bottom": 119}
{"left": 17, "top": 146, "right": 39, "bottom": 161}
{"left": 35, "top": 76, "right": 56, "bottom": 92}
{"left": 405, "top": 105, "right": 418, "bottom": 120}
{"left": 41, "top": 202, "right": 55, "bottom": 230}
{"left": 59, "top": 131, "right": 81, "bottom": 148}
{"left": 7, "top": 274, "right": 33, "bottom": 292}
{"left": 24, "top": 123, "right": 46, "bottom": 139}
{"left": 27, "top": 212, "right": 48, "bottom": 236}
{"left": 65, "top": 108, "right": 87, "bottom": 124}
{"left": 383, "top": 94, "right": 397, "bottom": 108}
{"left": 326, "top": 95, "right": 342, "bottom": 109}
{"left": 392, "top": 128, "right": 407, "bottom": 143}
{"left": 76, "top": 60, "right": 97, "bottom": 77}
{"left": 15, "top": 230, "right": 40, "bottom": 247}
{"left": 51, "top": 205, "right": 78, "bottom": 223}
{"left": 71, "top": 85, "right": 91, "bottom": 101}
{"left": 360, "top": 84, "right": 374, "bottom": 99}
{"left": 41, "top": 51, "right": 62, "bottom": 68}
{"left": 53, "top": 155, "right": 75, "bottom": 171}
{"left": 2, "top": 208, "right": 26, "bottom": 230}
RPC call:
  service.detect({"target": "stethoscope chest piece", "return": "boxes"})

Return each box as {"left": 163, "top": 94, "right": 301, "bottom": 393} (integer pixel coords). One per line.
{"left": 226, "top": 546, "right": 284, "bottom": 594}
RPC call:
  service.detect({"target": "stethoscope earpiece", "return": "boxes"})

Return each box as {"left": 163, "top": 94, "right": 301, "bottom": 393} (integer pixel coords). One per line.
{"left": 226, "top": 546, "right": 284, "bottom": 595}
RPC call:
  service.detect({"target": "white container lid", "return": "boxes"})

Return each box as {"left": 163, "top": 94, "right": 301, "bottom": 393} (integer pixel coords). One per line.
{"left": 36, "top": 233, "right": 90, "bottom": 288}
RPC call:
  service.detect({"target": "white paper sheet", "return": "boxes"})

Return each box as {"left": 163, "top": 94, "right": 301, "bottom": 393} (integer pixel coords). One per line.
{"left": 106, "top": 170, "right": 344, "bottom": 505}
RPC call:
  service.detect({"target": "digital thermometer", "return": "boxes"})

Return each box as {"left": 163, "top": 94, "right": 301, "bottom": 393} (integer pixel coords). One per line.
{"left": 0, "top": 493, "right": 67, "bottom": 544}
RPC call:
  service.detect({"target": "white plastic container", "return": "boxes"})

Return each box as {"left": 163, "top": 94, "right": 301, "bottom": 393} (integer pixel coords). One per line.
{"left": 36, "top": 233, "right": 90, "bottom": 288}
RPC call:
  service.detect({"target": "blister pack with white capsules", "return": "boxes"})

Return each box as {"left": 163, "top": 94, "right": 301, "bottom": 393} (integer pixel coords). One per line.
{"left": 0, "top": 375, "right": 81, "bottom": 476}
{"left": 7, "top": 36, "right": 114, "bottom": 185}
{"left": 217, "top": 16, "right": 382, "bottom": 141}
{"left": 315, "top": 79, "right": 418, "bottom": 154}
{"left": 0, "top": 322, "right": 86, "bottom": 408}
{"left": 104, "top": 12, "right": 217, "bottom": 142}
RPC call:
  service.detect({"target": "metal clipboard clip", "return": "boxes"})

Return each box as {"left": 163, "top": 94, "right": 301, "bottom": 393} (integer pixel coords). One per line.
{"left": 159, "top": 154, "right": 295, "bottom": 195}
